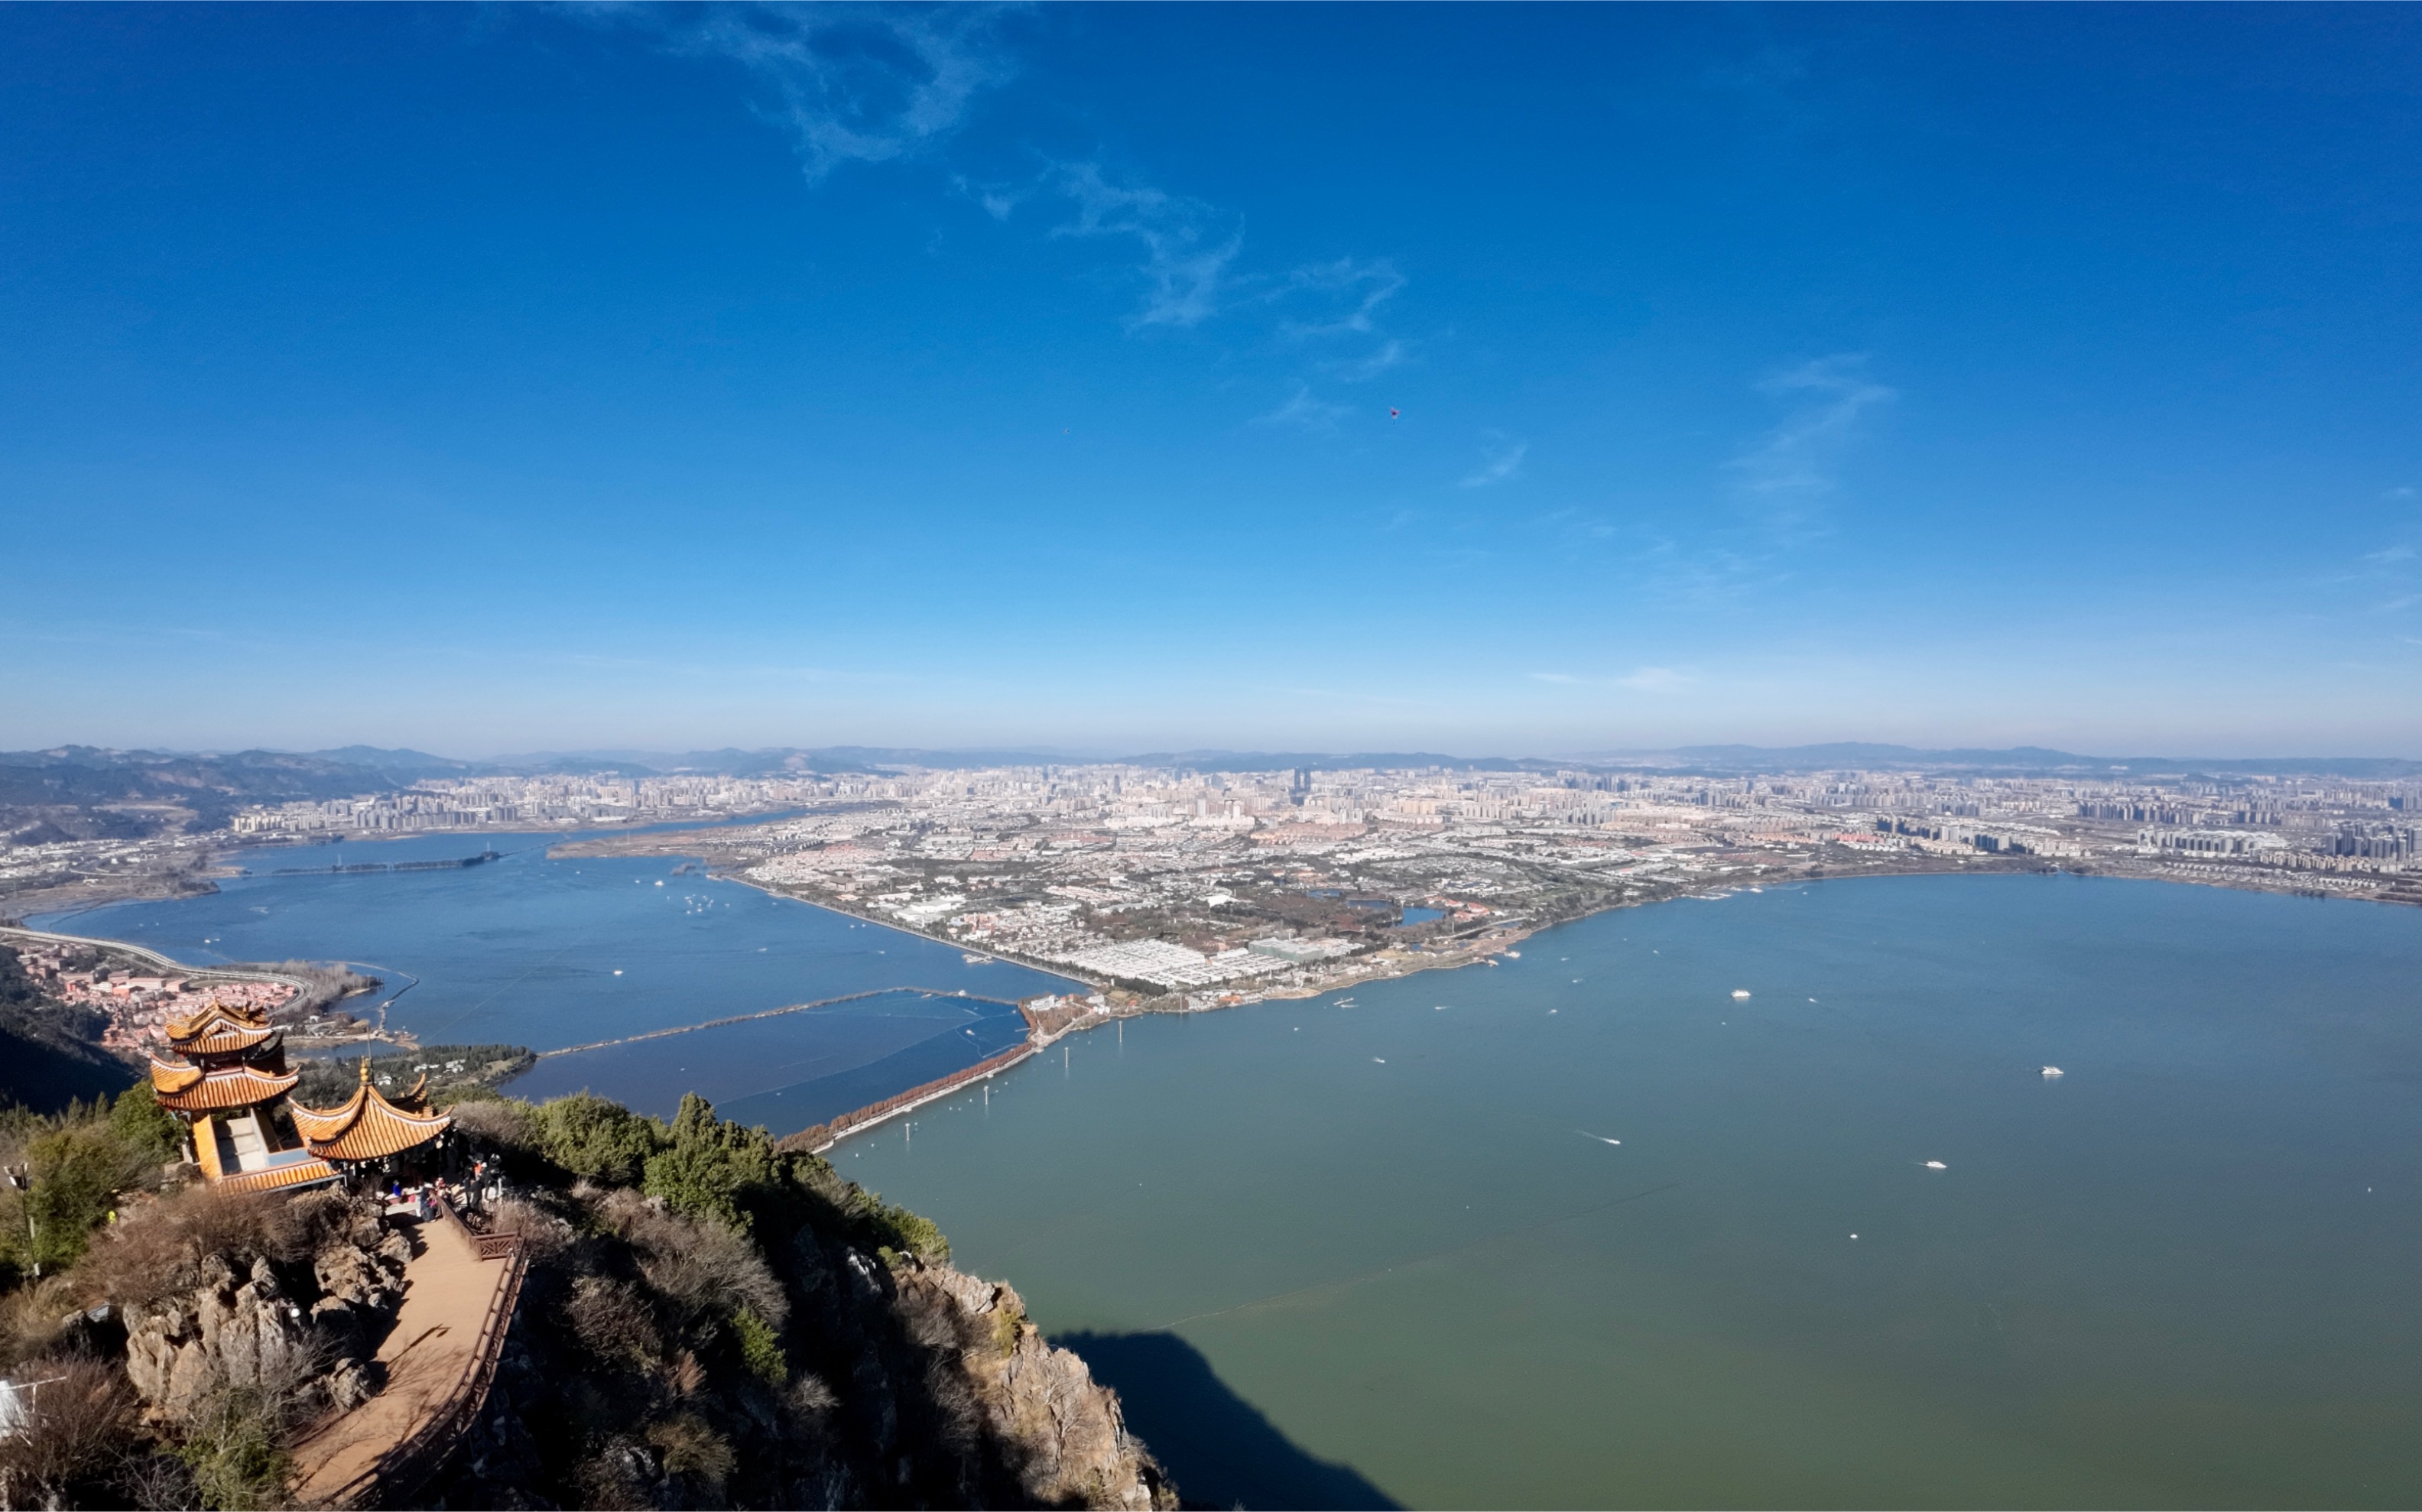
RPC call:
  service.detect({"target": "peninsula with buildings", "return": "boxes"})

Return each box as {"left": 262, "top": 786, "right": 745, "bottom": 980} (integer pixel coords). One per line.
{"left": 8, "top": 745, "right": 2419, "bottom": 1021}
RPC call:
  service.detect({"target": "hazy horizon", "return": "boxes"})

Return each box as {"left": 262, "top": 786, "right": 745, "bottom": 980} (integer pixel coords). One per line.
{"left": 9, "top": 735, "right": 2422, "bottom": 771}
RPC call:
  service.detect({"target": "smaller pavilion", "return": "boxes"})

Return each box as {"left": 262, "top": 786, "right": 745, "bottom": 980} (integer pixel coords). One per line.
{"left": 289, "top": 1064, "right": 455, "bottom": 1185}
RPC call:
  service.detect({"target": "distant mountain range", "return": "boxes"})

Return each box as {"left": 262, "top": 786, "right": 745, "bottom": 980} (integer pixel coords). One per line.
{"left": 5, "top": 740, "right": 2416, "bottom": 844}
{"left": 1602, "top": 744, "right": 2422, "bottom": 778}
{"left": 0, "top": 745, "right": 426, "bottom": 841}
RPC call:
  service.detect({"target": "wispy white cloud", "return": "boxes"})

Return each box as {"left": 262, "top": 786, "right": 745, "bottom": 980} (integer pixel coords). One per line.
{"left": 596, "top": 9, "right": 1411, "bottom": 394}
{"left": 1460, "top": 434, "right": 1528, "bottom": 488}
{"left": 1272, "top": 258, "right": 1410, "bottom": 387}
{"left": 2328, "top": 540, "right": 2421, "bottom": 615}
{"left": 1726, "top": 354, "right": 1894, "bottom": 536}
{"left": 1628, "top": 534, "right": 1791, "bottom": 609}
{"left": 1027, "top": 183, "right": 1410, "bottom": 356}
{"left": 1616, "top": 666, "right": 1690, "bottom": 692}
{"left": 1047, "top": 161, "right": 1242, "bottom": 330}
{"left": 1325, "top": 339, "right": 1408, "bottom": 383}
{"left": 613, "top": 5, "right": 1015, "bottom": 182}
{"left": 1253, "top": 385, "right": 1349, "bottom": 433}
{"left": 1527, "top": 667, "right": 1695, "bottom": 693}
{"left": 1275, "top": 258, "right": 1406, "bottom": 339}
{"left": 952, "top": 173, "right": 1024, "bottom": 221}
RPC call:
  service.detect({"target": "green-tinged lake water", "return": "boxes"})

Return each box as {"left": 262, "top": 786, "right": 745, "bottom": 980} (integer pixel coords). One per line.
{"left": 839, "top": 874, "right": 2422, "bottom": 1509}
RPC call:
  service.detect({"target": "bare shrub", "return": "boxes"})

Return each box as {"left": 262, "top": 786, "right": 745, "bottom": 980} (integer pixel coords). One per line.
{"left": 486, "top": 1195, "right": 573, "bottom": 1266}
{"left": 0, "top": 1355, "right": 136, "bottom": 1507}
{"left": 74, "top": 1185, "right": 305, "bottom": 1307}
{"left": 573, "top": 1433, "right": 658, "bottom": 1510}
{"left": 603, "top": 1194, "right": 787, "bottom": 1329}
{"left": 894, "top": 1282, "right": 965, "bottom": 1355}
{"left": 0, "top": 1274, "right": 78, "bottom": 1371}
{"left": 645, "top": 1412, "right": 735, "bottom": 1494}
{"left": 167, "top": 1333, "right": 330, "bottom": 1510}
{"left": 177, "top": 1383, "right": 294, "bottom": 1511}
{"left": 281, "top": 1185, "right": 370, "bottom": 1248}
{"left": 670, "top": 1349, "right": 706, "bottom": 1396}
{"left": 447, "top": 1097, "right": 540, "bottom": 1156}
{"left": 787, "top": 1371, "right": 839, "bottom": 1422}
{"left": 563, "top": 1276, "right": 664, "bottom": 1369}
{"left": 115, "top": 1447, "right": 200, "bottom": 1510}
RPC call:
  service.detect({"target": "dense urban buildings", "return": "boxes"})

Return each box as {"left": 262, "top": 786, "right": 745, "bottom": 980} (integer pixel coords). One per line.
{"left": 15, "top": 757, "right": 2406, "bottom": 1009}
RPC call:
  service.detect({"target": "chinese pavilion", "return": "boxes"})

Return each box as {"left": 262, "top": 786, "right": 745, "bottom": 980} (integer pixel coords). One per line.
{"left": 150, "top": 1000, "right": 335, "bottom": 1195}
{"left": 149, "top": 1000, "right": 452, "bottom": 1194}
{"left": 288, "top": 1063, "right": 454, "bottom": 1177}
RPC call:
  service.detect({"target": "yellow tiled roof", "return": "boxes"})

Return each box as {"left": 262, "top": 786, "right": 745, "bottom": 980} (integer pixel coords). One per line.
{"left": 212, "top": 1157, "right": 340, "bottom": 1195}
{"left": 152, "top": 1060, "right": 300, "bottom": 1112}
{"left": 291, "top": 1067, "right": 451, "bottom": 1163}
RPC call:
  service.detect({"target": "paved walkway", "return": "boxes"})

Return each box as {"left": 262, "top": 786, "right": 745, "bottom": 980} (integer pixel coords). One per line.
{"left": 289, "top": 1215, "right": 518, "bottom": 1508}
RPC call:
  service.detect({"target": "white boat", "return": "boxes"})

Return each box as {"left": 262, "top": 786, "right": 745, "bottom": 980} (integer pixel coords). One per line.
{"left": 1924, "top": 1160, "right": 1948, "bottom": 1170}
{"left": 1731, "top": 989, "right": 1752, "bottom": 999}
{"left": 2041, "top": 1066, "right": 2065, "bottom": 1078}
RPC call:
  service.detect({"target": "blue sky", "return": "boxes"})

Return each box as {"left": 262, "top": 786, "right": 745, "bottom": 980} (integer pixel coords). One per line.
{"left": 4, "top": 4, "right": 2420, "bottom": 758}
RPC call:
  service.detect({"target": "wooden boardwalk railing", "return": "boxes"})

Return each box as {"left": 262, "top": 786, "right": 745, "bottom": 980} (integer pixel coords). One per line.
{"left": 294, "top": 1199, "right": 526, "bottom": 1510}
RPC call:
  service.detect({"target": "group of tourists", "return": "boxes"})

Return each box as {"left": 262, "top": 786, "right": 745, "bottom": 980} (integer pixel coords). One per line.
{"left": 382, "top": 1158, "right": 505, "bottom": 1220}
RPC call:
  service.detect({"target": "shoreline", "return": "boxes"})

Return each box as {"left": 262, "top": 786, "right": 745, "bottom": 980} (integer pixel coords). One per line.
{"left": 790, "top": 858, "right": 2422, "bottom": 1153}
{"left": 19, "top": 807, "right": 2413, "bottom": 943}
{"left": 22, "top": 849, "right": 2415, "bottom": 1154}
{"left": 0, "top": 805, "right": 823, "bottom": 926}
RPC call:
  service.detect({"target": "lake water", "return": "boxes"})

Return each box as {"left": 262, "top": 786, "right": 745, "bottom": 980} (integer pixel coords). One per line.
{"left": 839, "top": 874, "right": 2422, "bottom": 1509}
{"left": 34, "top": 830, "right": 1076, "bottom": 1131}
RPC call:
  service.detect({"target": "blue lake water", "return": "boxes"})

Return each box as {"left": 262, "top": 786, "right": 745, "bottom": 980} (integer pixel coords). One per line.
{"left": 841, "top": 874, "right": 2422, "bottom": 1509}
{"left": 34, "top": 830, "right": 1076, "bottom": 1131}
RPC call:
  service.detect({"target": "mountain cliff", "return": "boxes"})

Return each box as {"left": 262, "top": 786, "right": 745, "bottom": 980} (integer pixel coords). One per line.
{"left": 0, "top": 1089, "right": 1174, "bottom": 1510}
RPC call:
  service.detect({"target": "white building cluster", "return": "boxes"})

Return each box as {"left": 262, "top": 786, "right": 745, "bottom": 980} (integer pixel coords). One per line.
{"left": 229, "top": 773, "right": 852, "bottom": 835}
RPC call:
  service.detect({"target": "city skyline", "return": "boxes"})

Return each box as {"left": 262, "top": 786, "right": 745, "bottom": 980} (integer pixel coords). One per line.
{"left": 6, "top": 5, "right": 2421, "bottom": 754}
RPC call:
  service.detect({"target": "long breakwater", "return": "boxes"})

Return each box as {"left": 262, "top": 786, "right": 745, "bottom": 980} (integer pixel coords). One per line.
{"left": 537, "top": 987, "right": 1024, "bottom": 1059}
{"left": 272, "top": 849, "right": 503, "bottom": 878}
{"left": 781, "top": 1041, "right": 1037, "bottom": 1153}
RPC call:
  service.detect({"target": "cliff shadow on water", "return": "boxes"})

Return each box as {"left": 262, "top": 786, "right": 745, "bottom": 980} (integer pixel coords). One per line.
{"left": 1058, "top": 1331, "right": 1401, "bottom": 1511}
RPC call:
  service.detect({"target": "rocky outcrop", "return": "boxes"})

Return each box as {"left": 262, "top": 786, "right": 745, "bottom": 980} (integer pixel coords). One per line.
{"left": 914, "top": 1266, "right": 1167, "bottom": 1510}
{"left": 425, "top": 1200, "right": 1174, "bottom": 1510}
{"left": 119, "top": 1193, "right": 407, "bottom": 1425}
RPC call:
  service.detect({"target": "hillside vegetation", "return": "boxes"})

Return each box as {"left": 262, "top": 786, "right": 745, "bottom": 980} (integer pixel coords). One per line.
{"left": 0, "top": 1086, "right": 1171, "bottom": 1510}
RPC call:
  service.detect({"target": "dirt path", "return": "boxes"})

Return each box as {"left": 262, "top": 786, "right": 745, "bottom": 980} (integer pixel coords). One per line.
{"left": 288, "top": 1215, "right": 517, "bottom": 1507}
